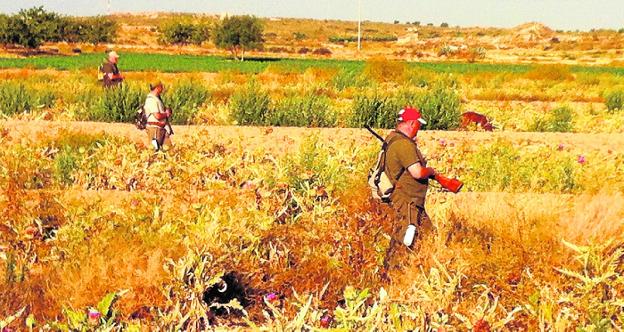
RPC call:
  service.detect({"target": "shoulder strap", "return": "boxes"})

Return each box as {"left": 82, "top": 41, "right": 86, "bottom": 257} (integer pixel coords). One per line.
{"left": 381, "top": 133, "right": 408, "bottom": 182}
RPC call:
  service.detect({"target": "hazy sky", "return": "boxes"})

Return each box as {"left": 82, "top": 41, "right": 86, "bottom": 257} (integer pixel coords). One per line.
{"left": 1, "top": 1, "right": 622, "bottom": 31}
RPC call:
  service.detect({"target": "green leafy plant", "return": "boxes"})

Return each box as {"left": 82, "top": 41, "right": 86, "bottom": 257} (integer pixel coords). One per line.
{"left": 0, "top": 83, "right": 33, "bottom": 116}
{"left": 230, "top": 81, "right": 271, "bottom": 125}
{"left": 86, "top": 83, "right": 143, "bottom": 122}
{"left": 268, "top": 91, "right": 335, "bottom": 127}
{"left": 604, "top": 89, "right": 624, "bottom": 112}
{"left": 529, "top": 106, "right": 574, "bottom": 132}
{"left": 418, "top": 84, "right": 461, "bottom": 130}
{"left": 162, "top": 80, "right": 210, "bottom": 124}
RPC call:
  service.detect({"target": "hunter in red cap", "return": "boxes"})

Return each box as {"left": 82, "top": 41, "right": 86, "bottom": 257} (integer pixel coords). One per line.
{"left": 381, "top": 106, "right": 436, "bottom": 276}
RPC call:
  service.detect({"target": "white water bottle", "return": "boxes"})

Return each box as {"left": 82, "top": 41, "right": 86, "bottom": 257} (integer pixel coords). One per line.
{"left": 403, "top": 224, "right": 416, "bottom": 246}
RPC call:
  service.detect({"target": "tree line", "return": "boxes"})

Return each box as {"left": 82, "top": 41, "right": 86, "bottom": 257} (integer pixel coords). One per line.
{"left": 0, "top": 7, "right": 116, "bottom": 48}
{"left": 0, "top": 7, "right": 265, "bottom": 61}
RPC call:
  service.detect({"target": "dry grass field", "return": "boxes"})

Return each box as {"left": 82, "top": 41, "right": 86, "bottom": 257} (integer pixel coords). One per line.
{"left": 1, "top": 11, "right": 624, "bottom": 331}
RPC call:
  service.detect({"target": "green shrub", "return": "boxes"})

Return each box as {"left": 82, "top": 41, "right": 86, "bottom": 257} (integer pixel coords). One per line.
{"left": 0, "top": 8, "right": 116, "bottom": 47}
{"left": 60, "top": 16, "right": 117, "bottom": 44}
{"left": 268, "top": 92, "right": 335, "bottom": 127}
{"left": 418, "top": 85, "right": 461, "bottom": 130}
{"left": 160, "top": 23, "right": 210, "bottom": 45}
{"left": 332, "top": 69, "right": 369, "bottom": 90}
{"left": 464, "top": 139, "right": 579, "bottom": 193}
{"left": 162, "top": 81, "right": 210, "bottom": 124}
{"left": 85, "top": 84, "right": 143, "bottom": 122}
{"left": 349, "top": 92, "right": 398, "bottom": 129}
{"left": 529, "top": 106, "right": 574, "bottom": 132}
{"left": 0, "top": 83, "right": 33, "bottom": 115}
{"left": 230, "top": 81, "right": 271, "bottom": 125}
{"left": 604, "top": 89, "right": 624, "bottom": 112}
{"left": 54, "top": 147, "right": 78, "bottom": 187}
{"left": 1, "top": 7, "right": 64, "bottom": 48}
{"left": 0, "top": 82, "right": 56, "bottom": 116}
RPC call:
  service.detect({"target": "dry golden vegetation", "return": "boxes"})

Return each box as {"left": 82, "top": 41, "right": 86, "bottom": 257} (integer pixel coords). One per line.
{"left": 1, "top": 10, "right": 624, "bottom": 331}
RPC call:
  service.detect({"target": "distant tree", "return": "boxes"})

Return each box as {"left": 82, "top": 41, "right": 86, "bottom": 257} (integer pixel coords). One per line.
{"left": 0, "top": 14, "right": 9, "bottom": 45}
{"left": 213, "top": 15, "right": 264, "bottom": 61}
{"left": 160, "top": 22, "right": 209, "bottom": 45}
{"left": 441, "top": 22, "right": 449, "bottom": 28}
{"left": 4, "top": 7, "right": 64, "bottom": 48}
{"left": 427, "top": 23, "right": 434, "bottom": 27}
{"left": 619, "top": 28, "right": 624, "bottom": 34}
{"left": 60, "top": 16, "right": 117, "bottom": 44}
{"left": 82, "top": 16, "right": 117, "bottom": 44}
{"left": 413, "top": 21, "right": 421, "bottom": 26}
{"left": 393, "top": 20, "right": 399, "bottom": 24}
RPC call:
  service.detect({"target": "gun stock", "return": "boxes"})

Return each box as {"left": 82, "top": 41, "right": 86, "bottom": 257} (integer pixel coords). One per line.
{"left": 434, "top": 174, "right": 463, "bottom": 193}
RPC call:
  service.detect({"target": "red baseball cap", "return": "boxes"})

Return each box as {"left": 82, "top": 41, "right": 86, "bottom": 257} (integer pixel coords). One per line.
{"left": 398, "top": 107, "right": 427, "bottom": 125}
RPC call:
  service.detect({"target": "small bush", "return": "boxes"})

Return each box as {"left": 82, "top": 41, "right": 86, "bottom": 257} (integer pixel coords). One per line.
{"left": 332, "top": 69, "right": 369, "bottom": 90}
{"left": 604, "top": 89, "right": 624, "bottom": 112}
{"left": 53, "top": 147, "right": 78, "bottom": 187}
{"left": 441, "top": 23, "right": 449, "bottom": 28}
{"left": 363, "top": 57, "right": 408, "bottom": 83}
{"left": 349, "top": 92, "right": 399, "bottom": 129}
{"left": 293, "top": 32, "right": 307, "bottom": 40}
{"left": 268, "top": 92, "right": 335, "bottom": 127}
{"left": 160, "top": 22, "right": 210, "bottom": 45}
{"left": 525, "top": 64, "right": 574, "bottom": 81}
{"left": 529, "top": 106, "right": 574, "bottom": 132}
{"left": 298, "top": 47, "right": 310, "bottom": 54}
{"left": 230, "top": 81, "right": 271, "bottom": 125}
{"left": 0, "top": 83, "right": 33, "bottom": 115}
{"left": 162, "top": 81, "right": 210, "bottom": 124}
{"left": 418, "top": 85, "right": 461, "bottom": 130}
{"left": 312, "top": 48, "right": 332, "bottom": 56}
{"left": 86, "top": 84, "right": 143, "bottom": 122}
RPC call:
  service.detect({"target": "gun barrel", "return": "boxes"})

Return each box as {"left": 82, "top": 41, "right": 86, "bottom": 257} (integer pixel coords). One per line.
{"left": 364, "top": 125, "right": 385, "bottom": 143}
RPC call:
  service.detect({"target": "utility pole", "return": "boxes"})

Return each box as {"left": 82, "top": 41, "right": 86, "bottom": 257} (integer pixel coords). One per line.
{"left": 357, "top": 0, "right": 362, "bottom": 51}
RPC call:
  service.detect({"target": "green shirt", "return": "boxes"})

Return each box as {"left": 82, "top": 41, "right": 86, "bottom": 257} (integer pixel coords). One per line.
{"left": 384, "top": 131, "right": 429, "bottom": 207}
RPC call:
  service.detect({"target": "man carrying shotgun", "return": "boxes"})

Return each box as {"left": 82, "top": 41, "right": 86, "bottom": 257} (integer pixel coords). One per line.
{"left": 144, "top": 81, "right": 174, "bottom": 151}
{"left": 366, "top": 107, "right": 462, "bottom": 276}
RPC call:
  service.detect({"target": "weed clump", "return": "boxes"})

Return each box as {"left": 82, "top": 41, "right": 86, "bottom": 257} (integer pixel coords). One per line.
{"left": 604, "top": 89, "right": 624, "bottom": 112}
{"left": 0, "top": 83, "right": 56, "bottom": 115}
{"left": 83, "top": 84, "right": 143, "bottom": 122}
{"left": 229, "top": 81, "right": 271, "bottom": 125}
{"left": 525, "top": 64, "right": 574, "bottom": 81}
{"left": 268, "top": 92, "right": 335, "bottom": 127}
{"left": 529, "top": 106, "right": 574, "bottom": 132}
{"left": 162, "top": 80, "right": 210, "bottom": 124}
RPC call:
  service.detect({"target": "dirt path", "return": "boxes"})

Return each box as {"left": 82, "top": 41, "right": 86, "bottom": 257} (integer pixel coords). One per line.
{"left": 3, "top": 119, "right": 622, "bottom": 154}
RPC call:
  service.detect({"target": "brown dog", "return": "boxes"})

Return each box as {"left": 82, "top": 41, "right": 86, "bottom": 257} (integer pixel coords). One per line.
{"left": 460, "top": 111, "right": 494, "bottom": 131}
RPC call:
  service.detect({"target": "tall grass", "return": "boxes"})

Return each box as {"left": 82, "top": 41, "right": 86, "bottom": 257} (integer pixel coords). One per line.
{"left": 418, "top": 84, "right": 461, "bottom": 130}
{"left": 268, "top": 92, "right": 336, "bottom": 127}
{"left": 529, "top": 105, "right": 574, "bottom": 132}
{"left": 230, "top": 81, "right": 271, "bottom": 125}
{"left": 162, "top": 80, "right": 210, "bottom": 124}
{"left": 0, "top": 83, "right": 56, "bottom": 116}
{"left": 604, "top": 89, "right": 624, "bottom": 112}
{"left": 81, "top": 84, "right": 143, "bottom": 122}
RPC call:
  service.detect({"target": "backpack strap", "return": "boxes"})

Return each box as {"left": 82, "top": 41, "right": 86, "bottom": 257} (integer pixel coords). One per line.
{"left": 380, "top": 134, "right": 406, "bottom": 184}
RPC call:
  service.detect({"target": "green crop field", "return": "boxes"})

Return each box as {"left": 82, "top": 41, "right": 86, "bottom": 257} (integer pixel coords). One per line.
{"left": 1, "top": 52, "right": 623, "bottom": 75}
